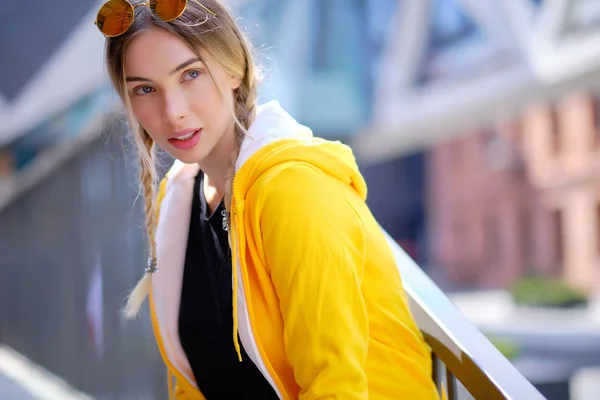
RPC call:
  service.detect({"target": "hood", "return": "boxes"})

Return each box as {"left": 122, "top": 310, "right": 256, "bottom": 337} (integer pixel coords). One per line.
{"left": 235, "top": 100, "right": 367, "bottom": 200}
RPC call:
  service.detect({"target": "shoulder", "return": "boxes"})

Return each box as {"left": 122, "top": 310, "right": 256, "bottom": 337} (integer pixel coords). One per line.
{"left": 254, "top": 163, "right": 334, "bottom": 206}
{"left": 254, "top": 163, "right": 363, "bottom": 229}
{"left": 264, "top": 162, "right": 327, "bottom": 193}
{"left": 256, "top": 164, "right": 368, "bottom": 273}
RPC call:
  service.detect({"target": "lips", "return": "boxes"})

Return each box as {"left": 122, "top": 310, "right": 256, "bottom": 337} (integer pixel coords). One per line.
{"left": 167, "top": 128, "right": 202, "bottom": 151}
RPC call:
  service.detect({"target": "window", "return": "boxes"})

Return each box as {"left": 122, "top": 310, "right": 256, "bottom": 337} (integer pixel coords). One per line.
{"left": 550, "top": 106, "right": 561, "bottom": 155}
{"left": 366, "top": 0, "right": 399, "bottom": 54}
{"left": 365, "top": 0, "right": 399, "bottom": 89}
{"left": 593, "top": 95, "right": 600, "bottom": 149}
{"left": 310, "top": 0, "right": 365, "bottom": 72}
{"left": 552, "top": 209, "right": 564, "bottom": 272}
{"left": 451, "top": 139, "right": 465, "bottom": 172}
{"left": 311, "top": 0, "right": 334, "bottom": 70}
{"left": 428, "top": 0, "right": 480, "bottom": 51}
{"left": 303, "top": 0, "right": 370, "bottom": 133}
{"left": 482, "top": 125, "right": 523, "bottom": 173}
{"left": 521, "top": 207, "right": 534, "bottom": 272}
{"left": 596, "top": 203, "right": 600, "bottom": 257}
{"left": 453, "top": 219, "right": 468, "bottom": 262}
{"left": 484, "top": 213, "right": 501, "bottom": 263}
{"left": 417, "top": 0, "right": 486, "bottom": 84}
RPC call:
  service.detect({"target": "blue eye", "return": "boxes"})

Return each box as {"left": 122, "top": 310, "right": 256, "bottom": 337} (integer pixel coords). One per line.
{"left": 183, "top": 70, "right": 201, "bottom": 81}
{"left": 135, "top": 86, "right": 154, "bottom": 95}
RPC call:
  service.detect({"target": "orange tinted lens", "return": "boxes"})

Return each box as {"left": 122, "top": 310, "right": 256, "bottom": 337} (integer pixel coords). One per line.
{"left": 96, "top": 0, "right": 134, "bottom": 37}
{"left": 150, "top": 0, "right": 187, "bottom": 22}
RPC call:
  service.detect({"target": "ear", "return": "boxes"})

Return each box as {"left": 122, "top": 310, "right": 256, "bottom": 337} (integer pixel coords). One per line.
{"left": 229, "top": 74, "right": 242, "bottom": 90}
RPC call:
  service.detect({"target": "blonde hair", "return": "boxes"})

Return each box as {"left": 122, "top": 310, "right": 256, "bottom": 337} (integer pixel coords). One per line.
{"left": 104, "top": 0, "right": 259, "bottom": 318}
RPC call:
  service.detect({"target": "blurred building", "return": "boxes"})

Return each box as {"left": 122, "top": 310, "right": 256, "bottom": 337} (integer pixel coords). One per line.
{"left": 356, "top": 0, "right": 600, "bottom": 159}
{"left": 427, "top": 123, "right": 562, "bottom": 289}
{"left": 351, "top": 0, "right": 600, "bottom": 291}
{"left": 522, "top": 92, "right": 600, "bottom": 290}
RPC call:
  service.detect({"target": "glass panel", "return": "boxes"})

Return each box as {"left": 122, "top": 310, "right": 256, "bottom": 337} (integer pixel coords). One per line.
{"left": 416, "top": 0, "right": 521, "bottom": 86}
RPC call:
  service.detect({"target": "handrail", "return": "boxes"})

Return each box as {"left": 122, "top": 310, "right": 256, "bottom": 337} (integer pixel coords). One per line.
{"left": 382, "top": 230, "right": 546, "bottom": 400}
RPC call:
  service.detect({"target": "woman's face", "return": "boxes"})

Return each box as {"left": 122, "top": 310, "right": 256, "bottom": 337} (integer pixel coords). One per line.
{"left": 124, "top": 27, "right": 240, "bottom": 164}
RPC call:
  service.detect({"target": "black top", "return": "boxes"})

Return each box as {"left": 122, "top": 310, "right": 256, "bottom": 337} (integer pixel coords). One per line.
{"left": 178, "top": 171, "right": 279, "bottom": 399}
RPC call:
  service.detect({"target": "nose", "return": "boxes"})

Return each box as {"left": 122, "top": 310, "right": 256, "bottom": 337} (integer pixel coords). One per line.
{"left": 162, "top": 89, "right": 189, "bottom": 125}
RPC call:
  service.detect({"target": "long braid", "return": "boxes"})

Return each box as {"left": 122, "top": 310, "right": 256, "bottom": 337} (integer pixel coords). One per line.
{"left": 124, "top": 130, "right": 157, "bottom": 318}
{"left": 224, "top": 42, "right": 259, "bottom": 212}
{"left": 224, "top": 40, "right": 259, "bottom": 361}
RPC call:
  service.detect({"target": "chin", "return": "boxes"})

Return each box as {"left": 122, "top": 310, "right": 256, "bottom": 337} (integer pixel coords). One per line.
{"left": 170, "top": 147, "right": 208, "bottom": 165}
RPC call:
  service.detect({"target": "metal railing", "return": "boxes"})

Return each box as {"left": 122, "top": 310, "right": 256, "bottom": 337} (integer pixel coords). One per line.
{"left": 383, "top": 232, "right": 546, "bottom": 400}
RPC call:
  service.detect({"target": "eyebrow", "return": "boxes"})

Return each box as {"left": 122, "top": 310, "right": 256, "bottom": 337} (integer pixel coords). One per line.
{"left": 125, "top": 57, "right": 203, "bottom": 83}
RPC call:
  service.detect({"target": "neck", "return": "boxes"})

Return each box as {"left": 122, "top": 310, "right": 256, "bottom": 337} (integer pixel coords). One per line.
{"left": 198, "top": 121, "right": 238, "bottom": 201}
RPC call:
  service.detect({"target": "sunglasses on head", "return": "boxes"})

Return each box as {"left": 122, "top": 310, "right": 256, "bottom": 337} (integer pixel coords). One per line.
{"left": 95, "top": 0, "right": 216, "bottom": 37}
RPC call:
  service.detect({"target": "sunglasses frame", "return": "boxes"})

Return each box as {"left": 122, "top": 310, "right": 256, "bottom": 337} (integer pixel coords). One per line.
{"left": 94, "top": 0, "right": 216, "bottom": 38}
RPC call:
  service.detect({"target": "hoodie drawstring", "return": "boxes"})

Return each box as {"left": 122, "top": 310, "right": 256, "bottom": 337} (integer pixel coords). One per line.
{"left": 229, "top": 200, "right": 243, "bottom": 362}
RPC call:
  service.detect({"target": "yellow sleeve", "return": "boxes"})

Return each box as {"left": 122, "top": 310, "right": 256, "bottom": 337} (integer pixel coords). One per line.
{"left": 260, "top": 164, "right": 369, "bottom": 399}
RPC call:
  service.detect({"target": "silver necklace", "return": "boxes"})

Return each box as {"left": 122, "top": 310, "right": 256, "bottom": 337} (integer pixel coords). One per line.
{"left": 221, "top": 208, "right": 229, "bottom": 231}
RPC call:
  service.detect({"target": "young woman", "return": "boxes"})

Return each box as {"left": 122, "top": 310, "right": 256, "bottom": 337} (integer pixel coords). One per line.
{"left": 96, "top": 0, "right": 440, "bottom": 398}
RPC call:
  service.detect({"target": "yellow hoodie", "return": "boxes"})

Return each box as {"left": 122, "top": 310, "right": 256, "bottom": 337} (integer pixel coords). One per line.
{"left": 149, "top": 101, "right": 440, "bottom": 399}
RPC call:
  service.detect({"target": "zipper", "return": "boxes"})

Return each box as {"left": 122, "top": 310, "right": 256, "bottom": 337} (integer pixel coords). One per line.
{"left": 228, "top": 194, "right": 287, "bottom": 399}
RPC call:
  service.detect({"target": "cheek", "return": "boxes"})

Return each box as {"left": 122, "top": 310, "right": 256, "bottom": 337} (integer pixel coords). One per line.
{"left": 189, "top": 80, "right": 232, "bottom": 124}
{"left": 131, "top": 99, "right": 161, "bottom": 134}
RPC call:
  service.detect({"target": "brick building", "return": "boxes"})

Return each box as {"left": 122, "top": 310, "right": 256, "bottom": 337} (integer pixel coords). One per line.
{"left": 428, "top": 92, "right": 600, "bottom": 291}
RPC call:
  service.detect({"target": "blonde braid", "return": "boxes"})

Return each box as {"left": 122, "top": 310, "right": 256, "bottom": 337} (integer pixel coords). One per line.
{"left": 224, "top": 46, "right": 259, "bottom": 211}
{"left": 123, "top": 129, "right": 158, "bottom": 319}
{"left": 224, "top": 44, "right": 259, "bottom": 361}
{"left": 235, "top": 69, "right": 258, "bottom": 131}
